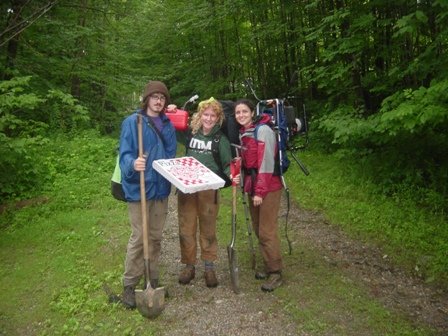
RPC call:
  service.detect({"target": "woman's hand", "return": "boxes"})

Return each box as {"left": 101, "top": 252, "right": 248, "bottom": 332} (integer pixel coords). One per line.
{"left": 231, "top": 173, "right": 240, "bottom": 185}
{"left": 253, "top": 195, "right": 263, "bottom": 206}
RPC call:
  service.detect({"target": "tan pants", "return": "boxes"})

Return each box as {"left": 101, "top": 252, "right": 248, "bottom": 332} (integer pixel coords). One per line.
{"left": 122, "top": 199, "right": 168, "bottom": 287}
{"left": 249, "top": 189, "right": 283, "bottom": 272}
{"left": 178, "top": 189, "right": 219, "bottom": 265}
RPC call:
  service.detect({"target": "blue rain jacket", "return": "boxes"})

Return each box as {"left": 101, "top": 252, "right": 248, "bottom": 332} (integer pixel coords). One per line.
{"left": 119, "top": 110, "right": 177, "bottom": 202}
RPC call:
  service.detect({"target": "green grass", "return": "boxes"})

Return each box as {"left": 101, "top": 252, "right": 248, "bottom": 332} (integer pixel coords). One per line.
{"left": 274, "top": 250, "right": 426, "bottom": 335}
{"left": 287, "top": 148, "right": 448, "bottom": 286}
{"left": 0, "top": 133, "right": 445, "bottom": 335}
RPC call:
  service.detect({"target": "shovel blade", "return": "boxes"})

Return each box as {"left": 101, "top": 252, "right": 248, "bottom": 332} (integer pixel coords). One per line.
{"left": 135, "top": 287, "right": 165, "bottom": 319}
{"left": 227, "top": 245, "right": 240, "bottom": 294}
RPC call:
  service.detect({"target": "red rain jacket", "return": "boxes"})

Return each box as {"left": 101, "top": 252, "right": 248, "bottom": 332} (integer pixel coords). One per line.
{"left": 240, "top": 114, "right": 283, "bottom": 199}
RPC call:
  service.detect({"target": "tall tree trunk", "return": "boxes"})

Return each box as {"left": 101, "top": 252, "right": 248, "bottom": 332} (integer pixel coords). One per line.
{"left": 2, "top": 0, "right": 23, "bottom": 80}
{"left": 71, "top": 1, "right": 88, "bottom": 99}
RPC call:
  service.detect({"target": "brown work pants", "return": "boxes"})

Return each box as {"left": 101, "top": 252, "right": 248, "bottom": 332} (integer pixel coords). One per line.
{"left": 177, "top": 189, "right": 220, "bottom": 265}
{"left": 122, "top": 199, "right": 167, "bottom": 287}
{"left": 249, "top": 189, "right": 283, "bottom": 272}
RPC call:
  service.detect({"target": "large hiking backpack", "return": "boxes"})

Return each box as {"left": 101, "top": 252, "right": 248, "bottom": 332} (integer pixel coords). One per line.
{"left": 255, "top": 99, "right": 291, "bottom": 176}
{"left": 219, "top": 100, "right": 241, "bottom": 157}
{"left": 246, "top": 73, "right": 310, "bottom": 256}
{"left": 111, "top": 150, "right": 126, "bottom": 201}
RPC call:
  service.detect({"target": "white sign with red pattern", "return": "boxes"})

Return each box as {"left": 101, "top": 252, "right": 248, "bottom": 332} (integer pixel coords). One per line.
{"left": 152, "top": 156, "right": 225, "bottom": 193}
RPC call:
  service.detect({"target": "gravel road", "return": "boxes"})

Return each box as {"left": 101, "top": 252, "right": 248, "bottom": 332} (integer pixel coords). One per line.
{"left": 154, "top": 188, "right": 448, "bottom": 335}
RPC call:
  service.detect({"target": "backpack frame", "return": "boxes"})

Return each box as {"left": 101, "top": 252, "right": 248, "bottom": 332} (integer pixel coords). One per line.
{"left": 254, "top": 99, "right": 291, "bottom": 177}
{"left": 246, "top": 71, "right": 310, "bottom": 254}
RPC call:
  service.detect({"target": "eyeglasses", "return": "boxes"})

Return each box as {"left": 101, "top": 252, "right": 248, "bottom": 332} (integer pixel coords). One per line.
{"left": 150, "top": 95, "right": 166, "bottom": 102}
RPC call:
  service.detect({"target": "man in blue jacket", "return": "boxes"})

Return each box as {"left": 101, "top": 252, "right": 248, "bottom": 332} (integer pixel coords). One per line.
{"left": 119, "top": 81, "right": 177, "bottom": 309}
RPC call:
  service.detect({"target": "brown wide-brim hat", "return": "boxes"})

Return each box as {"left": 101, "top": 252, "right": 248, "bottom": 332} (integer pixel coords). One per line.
{"left": 142, "top": 81, "right": 170, "bottom": 108}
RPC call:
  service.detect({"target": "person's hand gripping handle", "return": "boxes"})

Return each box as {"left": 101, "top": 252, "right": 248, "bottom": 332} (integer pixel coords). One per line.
{"left": 230, "top": 158, "right": 241, "bottom": 187}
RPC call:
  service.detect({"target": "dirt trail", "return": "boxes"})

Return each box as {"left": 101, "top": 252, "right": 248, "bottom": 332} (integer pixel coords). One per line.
{"left": 296, "top": 208, "right": 448, "bottom": 334}
{"left": 156, "top": 190, "right": 448, "bottom": 335}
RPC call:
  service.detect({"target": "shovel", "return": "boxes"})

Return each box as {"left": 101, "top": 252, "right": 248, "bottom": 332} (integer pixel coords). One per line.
{"left": 134, "top": 114, "right": 165, "bottom": 319}
{"left": 233, "top": 146, "right": 256, "bottom": 271}
{"left": 241, "top": 191, "right": 256, "bottom": 270}
{"left": 227, "top": 158, "right": 241, "bottom": 294}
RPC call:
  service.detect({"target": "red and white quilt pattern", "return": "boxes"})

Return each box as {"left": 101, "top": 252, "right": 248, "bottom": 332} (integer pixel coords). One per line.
{"left": 153, "top": 157, "right": 225, "bottom": 193}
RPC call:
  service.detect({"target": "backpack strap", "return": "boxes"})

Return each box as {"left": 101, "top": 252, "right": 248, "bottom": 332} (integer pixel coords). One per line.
{"left": 211, "top": 130, "right": 223, "bottom": 173}
{"left": 141, "top": 111, "right": 165, "bottom": 145}
{"left": 212, "top": 130, "right": 232, "bottom": 188}
{"left": 253, "top": 123, "right": 262, "bottom": 143}
{"left": 187, "top": 128, "right": 224, "bottom": 173}
{"left": 253, "top": 122, "right": 272, "bottom": 143}
{"left": 254, "top": 122, "right": 284, "bottom": 176}
{"left": 245, "top": 124, "right": 265, "bottom": 196}
{"left": 186, "top": 129, "right": 192, "bottom": 155}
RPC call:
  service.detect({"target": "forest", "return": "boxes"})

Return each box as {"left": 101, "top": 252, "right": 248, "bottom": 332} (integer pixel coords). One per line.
{"left": 2, "top": 0, "right": 447, "bottom": 207}
{"left": 1, "top": 1, "right": 448, "bottom": 334}
{"left": 1, "top": 0, "right": 447, "bottom": 277}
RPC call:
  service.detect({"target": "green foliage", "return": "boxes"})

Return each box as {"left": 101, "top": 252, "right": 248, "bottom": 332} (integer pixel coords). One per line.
{"left": 2, "top": 0, "right": 447, "bottom": 233}
{"left": 37, "top": 130, "right": 117, "bottom": 212}
{"left": 1, "top": 1, "right": 448, "bottom": 333}
{"left": 317, "top": 105, "right": 369, "bottom": 145}
{"left": 0, "top": 76, "right": 44, "bottom": 110}
{"left": 0, "top": 76, "right": 50, "bottom": 200}
{"left": 50, "top": 264, "right": 105, "bottom": 317}
{"left": 44, "top": 90, "right": 90, "bottom": 131}
{"left": 0, "top": 77, "right": 96, "bottom": 202}
{"left": 394, "top": 11, "right": 429, "bottom": 37}
{"left": 0, "top": 76, "right": 47, "bottom": 136}
{"left": 377, "top": 79, "right": 448, "bottom": 136}
{"left": 316, "top": 77, "right": 448, "bottom": 212}
{"left": 317, "top": 78, "right": 448, "bottom": 145}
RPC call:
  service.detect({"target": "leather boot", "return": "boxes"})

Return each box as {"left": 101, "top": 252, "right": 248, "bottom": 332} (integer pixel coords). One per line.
{"left": 204, "top": 269, "right": 218, "bottom": 288}
{"left": 261, "top": 272, "right": 282, "bottom": 292}
{"left": 122, "top": 285, "right": 136, "bottom": 309}
{"left": 178, "top": 266, "right": 195, "bottom": 285}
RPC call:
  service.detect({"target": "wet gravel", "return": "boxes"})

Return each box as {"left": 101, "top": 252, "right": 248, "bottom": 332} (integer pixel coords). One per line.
{"left": 155, "top": 189, "right": 448, "bottom": 335}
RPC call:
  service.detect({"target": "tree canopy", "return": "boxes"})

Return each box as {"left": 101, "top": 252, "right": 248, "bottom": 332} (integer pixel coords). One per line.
{"left": 1, "top": 0, "right": 447, "bottom": 209}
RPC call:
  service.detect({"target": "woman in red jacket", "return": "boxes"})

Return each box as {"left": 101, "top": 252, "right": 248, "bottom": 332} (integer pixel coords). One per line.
{"left": 232, "top": 98, "right": 283, "bottom": 292}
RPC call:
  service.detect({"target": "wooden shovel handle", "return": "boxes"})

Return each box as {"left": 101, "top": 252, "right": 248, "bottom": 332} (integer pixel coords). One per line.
{"left": 137, "top": 114, "right": 149, "bottom": 261}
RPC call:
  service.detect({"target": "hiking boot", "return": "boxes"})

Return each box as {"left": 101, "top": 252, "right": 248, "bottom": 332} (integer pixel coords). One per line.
{"left": 255, "top": 270, "right": 268, "bottom": 280}
{"left": 122, "top": 285, "right": 136, "bottom": 309}
{"left": 261, "top": 272, "right": 282, "bottom": 292}
{"left": 204, "top": 270, "right": 218, "bottom": 288}
{"left": 178, "top": 266, "right": 195, "bottom": 285}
